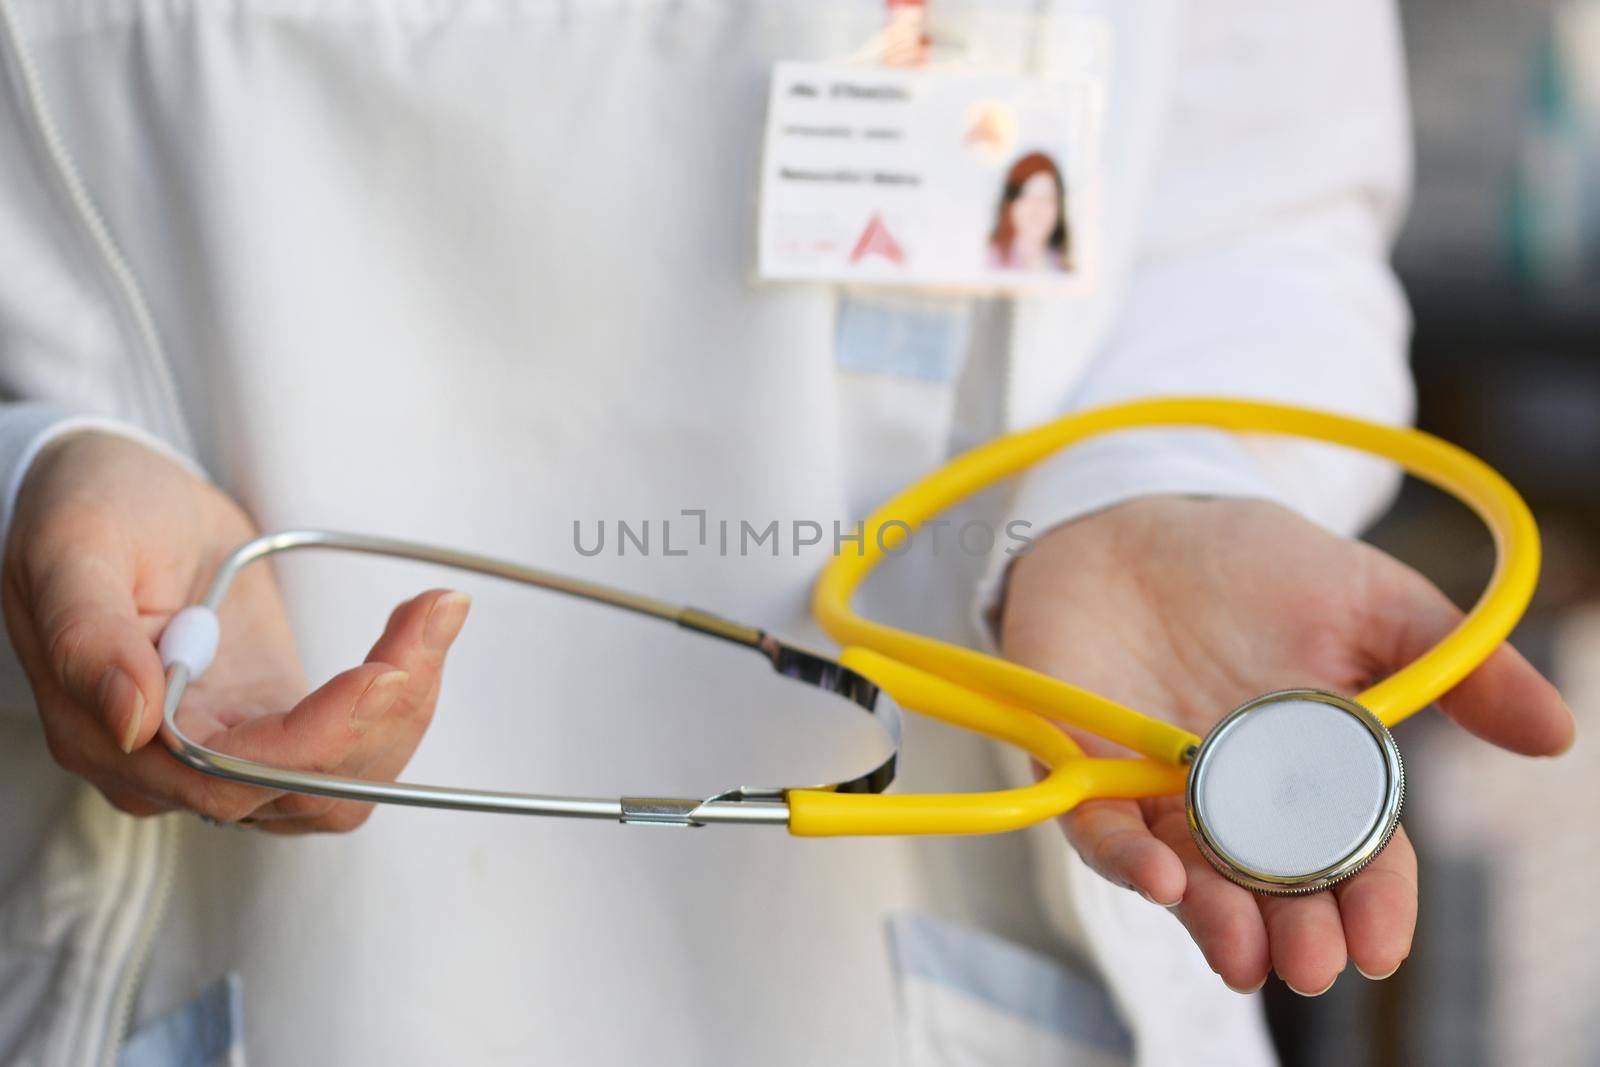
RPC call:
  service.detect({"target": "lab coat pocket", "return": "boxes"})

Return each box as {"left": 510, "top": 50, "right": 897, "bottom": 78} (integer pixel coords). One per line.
{"left": 119, "top": 974, "right": 245, "bottom": 1067}
{"left": 885, "top": 911, "right": 1134, "bottom": 1067}
{"left": 833, "top": 292, "right": 973, "bottom": 518}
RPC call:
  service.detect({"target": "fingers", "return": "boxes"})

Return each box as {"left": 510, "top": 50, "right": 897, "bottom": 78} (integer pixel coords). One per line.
{"left": 44, "top": 653, "right": 413, "bottom": 829}
{"left": 101, "top": 786, "right": 171, "bottom": 818}
{"left": 114, "top": 662, "right": 409, "bottom": 823}
{"left": 1438, "top": 640, "right": 1573, "bottom": 755}
{"left": 1256, "top": 892, "right": 1347, "bottom": 996}
{"left": 1152, "top": 813, "right": 1411, "bottom": 997}
{"left": 1147, "top": 805, "right": 1271, "bottom": 991}
{"left": 243, "top": 589, "right": 470, "bottom": 830}
{"left": 362, "top": 589, "right": 470, "bottom": 737}
{"left": 26, "top": 555, "right": 166, "bottom": 753}
{"left": 1068, "top": 799, "right": 1394, "bottom": 997}
{"left": 220, "top": 663, "right": 411, "bottom": 770}
{"left": 1365, "top": 558, "right": 1574, "bottom": 756}
{"left": 23, "top": 577, "right": 466, "bottom": 833}
{"left": 36, "top": 690, "right": 283, "bottom": 822}
{"left": 1060, "top": 798, "right": 1186, "bottom": 906}
{"left": 146, "top": 662, "right": 408, "bottom": 826}
{"left": 1334, "top": 825, "right": 1418, "bottom": 980}
{"left": 1250, "top": 828, "right": 1419, "bottom": 995}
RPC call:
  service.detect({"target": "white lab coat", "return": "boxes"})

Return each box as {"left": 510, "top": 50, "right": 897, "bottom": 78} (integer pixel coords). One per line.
{"left": 0, "top": 1, "right": 1412, "bottom": 1064}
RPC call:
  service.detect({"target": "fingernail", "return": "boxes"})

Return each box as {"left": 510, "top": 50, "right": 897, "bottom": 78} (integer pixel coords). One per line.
{"left": 1224, "top": 977, "right": 1267, "bottom": 995}
{"left": 1355, "top": 960, "right": 1403, "bottom": 981}
{"left": 1554, "top": 707, "right": 1577, "bottom": 756}
{"left": 1287, "top": 974, "right": 1340, "bottom": 997}
{"left": 424, "top": 592, "right": 471, "bottom": 651}
{"left": 99, "top": 667, "right": 146, "bottom": 754}
{"left": 351, "top": 669, "right": 410, "bottom": 732}
{"left": 1139, "top": 888, "right": 1182, "bottom": 908}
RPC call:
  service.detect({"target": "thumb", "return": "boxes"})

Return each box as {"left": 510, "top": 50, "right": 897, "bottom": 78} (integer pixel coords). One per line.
{"left": 219, "top": 663, "right": 411, "bottom": 773}
{"left": 1363, "top": 557, "right": 1575, "bottom": 756}
{"left": 29, "top": 554, "right": 166, "bottom": 753}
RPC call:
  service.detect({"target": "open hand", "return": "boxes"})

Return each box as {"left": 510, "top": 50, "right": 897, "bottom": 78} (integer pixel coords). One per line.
{"left": 1000, "top": 496, "right": 1573, "bottom": 994}
{"left": 2, "top": 432, "right": 469, "bottom": 832}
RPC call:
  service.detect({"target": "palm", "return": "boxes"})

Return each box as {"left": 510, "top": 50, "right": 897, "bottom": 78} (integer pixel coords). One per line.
{"left": 1001, "top": 496, "right": 1572, "bottom": 993}
{"left": 138, "top": 525, "right": 444, "bottom": 827}
{"left": 168, "top": 585, "right": 306, "bottom": 745}
{"left": 90, "top": 444, "right": 307, "bottom": 746}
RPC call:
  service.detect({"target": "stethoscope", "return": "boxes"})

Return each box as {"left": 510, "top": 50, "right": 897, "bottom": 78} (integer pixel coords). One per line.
{"left": 157, "top": 398, "right": 1538, "bottom": 894}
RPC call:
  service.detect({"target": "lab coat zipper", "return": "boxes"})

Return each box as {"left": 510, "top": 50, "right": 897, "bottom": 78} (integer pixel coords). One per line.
{"left": 2, "top": 15, "right": 194, "bottom": 1056}
{"left": 98, "top": 816, "right": 178, "bottom": 1067}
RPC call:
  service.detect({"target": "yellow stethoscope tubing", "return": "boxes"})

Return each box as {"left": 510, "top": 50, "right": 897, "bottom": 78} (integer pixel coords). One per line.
{"left": 787, "top": 648, "right": 1188, "bottom": 835}
{"left": 811, "top": 396, "right": 1540, "bottom": 778}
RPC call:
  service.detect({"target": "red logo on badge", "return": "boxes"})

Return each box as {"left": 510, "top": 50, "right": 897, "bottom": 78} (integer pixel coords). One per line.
{"left": 848, "top": 213, "right": 905, "bottom": 265}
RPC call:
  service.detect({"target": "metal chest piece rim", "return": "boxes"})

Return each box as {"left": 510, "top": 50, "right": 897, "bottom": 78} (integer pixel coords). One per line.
{"left": 1185, "top": 688, "right": 1406, "bottom": 896}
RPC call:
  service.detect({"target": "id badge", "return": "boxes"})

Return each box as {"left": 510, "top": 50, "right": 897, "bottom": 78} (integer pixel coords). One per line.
{"left": 757, "top": 61, "right": 1103, "bottom": 292}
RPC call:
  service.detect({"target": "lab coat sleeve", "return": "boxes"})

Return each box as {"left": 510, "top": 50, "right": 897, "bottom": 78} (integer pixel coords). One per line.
{"left": 982, "top": 0, "right": 1414, "bottom": 626}
{"left": 0, "top": 29, "right": 200, "bottom": 712}
{"left": 983, "top": 8, "right": 1413, "bottom": 1056}
{"left": 0, "top": 407, "right": 204, "bottom": 534}
{"left": 0, "top": 27, "right": 201, "bottom": 542}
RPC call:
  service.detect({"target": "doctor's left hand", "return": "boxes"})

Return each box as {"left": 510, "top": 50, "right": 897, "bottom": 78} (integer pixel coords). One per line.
{"left": 1000, "top": 495, "right": 1574, "bottom": 996}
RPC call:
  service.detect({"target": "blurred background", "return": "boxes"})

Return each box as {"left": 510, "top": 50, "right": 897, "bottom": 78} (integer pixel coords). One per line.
{"left": 1263, "top": 0, "right": 1600, "bottom": 1063}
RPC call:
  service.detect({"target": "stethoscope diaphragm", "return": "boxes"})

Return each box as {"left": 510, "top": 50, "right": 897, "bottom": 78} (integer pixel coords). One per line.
{"left": 1185, "top": 689, "right": 1405, "bottom": 895}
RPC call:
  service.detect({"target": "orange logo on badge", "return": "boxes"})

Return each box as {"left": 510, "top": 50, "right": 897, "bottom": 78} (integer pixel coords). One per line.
{"left": 849, "top": 213, "right": 905, "bottom": 265}
{"left": 964, "top": 101, "right": 1018, "bottom": 164}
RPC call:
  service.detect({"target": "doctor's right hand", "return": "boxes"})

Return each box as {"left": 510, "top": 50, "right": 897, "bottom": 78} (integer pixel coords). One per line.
{"left": 2, "top": 431, "right": 470, "bottom": 832}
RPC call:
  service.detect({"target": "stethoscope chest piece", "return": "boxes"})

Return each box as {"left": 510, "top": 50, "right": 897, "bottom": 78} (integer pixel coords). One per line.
{"left": 1185, "top": 689, "right": 1405, "bottom": 895}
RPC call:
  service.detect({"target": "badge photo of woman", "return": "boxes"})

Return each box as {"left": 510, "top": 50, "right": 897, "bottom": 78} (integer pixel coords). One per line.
{"left": 987, "top": 151, "right": 1072, "bottom": 273}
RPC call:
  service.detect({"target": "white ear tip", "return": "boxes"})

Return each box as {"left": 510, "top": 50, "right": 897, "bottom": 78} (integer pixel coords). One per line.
{"left": 159, "top": 606, "right": 220, "bottom": 678}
